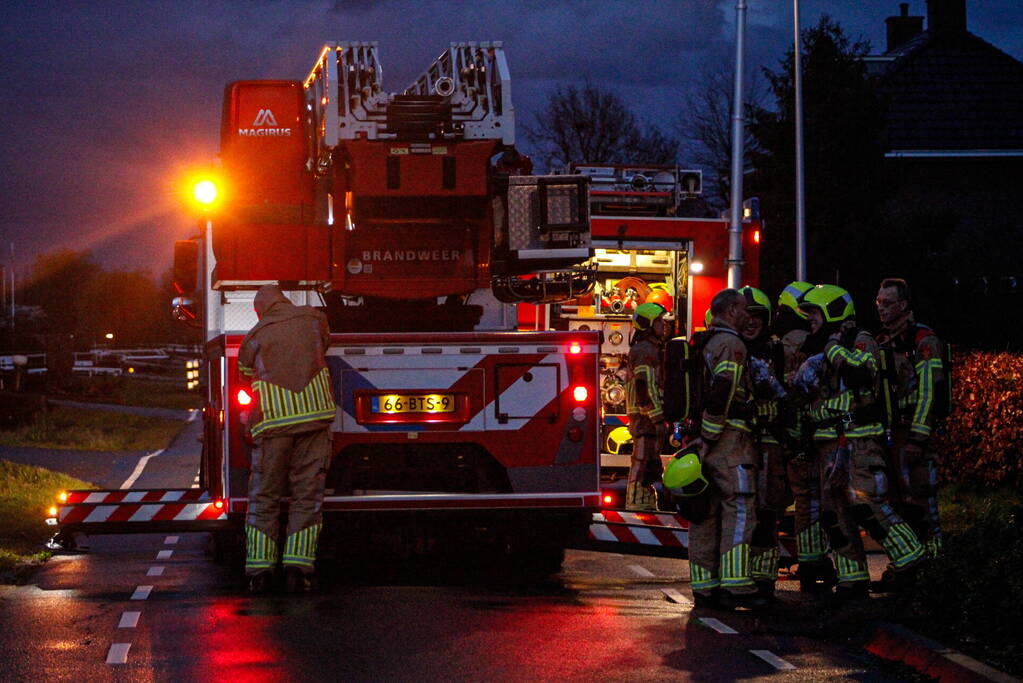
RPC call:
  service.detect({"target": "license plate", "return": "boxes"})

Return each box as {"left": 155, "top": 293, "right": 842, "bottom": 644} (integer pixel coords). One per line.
{"left": 371, "top": 394, "right": 455, "bottom": 414}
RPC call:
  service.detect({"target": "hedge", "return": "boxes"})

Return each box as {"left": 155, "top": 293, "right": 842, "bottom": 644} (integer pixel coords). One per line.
{"left": 937, "top": 351, "right": 1023, "bottom": 487}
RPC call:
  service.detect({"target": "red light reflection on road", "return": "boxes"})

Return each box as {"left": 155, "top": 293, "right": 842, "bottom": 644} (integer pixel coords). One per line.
{"left": 198, "top": 599, "right": 290, "bottom": 682}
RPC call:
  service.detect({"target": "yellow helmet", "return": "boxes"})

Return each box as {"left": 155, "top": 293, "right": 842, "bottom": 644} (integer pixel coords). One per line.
{"left": 778, "top": 281, "right": 815, "bottom": 319}
{"left": 605, "top": 427, "right": 633, "bottom": 455}
{"left": 800, "top": 284, "right": 855, "bottom": 323}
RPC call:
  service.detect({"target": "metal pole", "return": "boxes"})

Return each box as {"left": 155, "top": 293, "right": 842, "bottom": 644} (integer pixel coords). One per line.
{"left": 727, "top": 0, "right": 748, "bottom": 289}
{"left": 794, "top": 0, "right": 807, "bottom": 280}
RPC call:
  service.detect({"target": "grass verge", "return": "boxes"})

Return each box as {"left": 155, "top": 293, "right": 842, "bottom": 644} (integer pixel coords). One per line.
{"left": 57, "top": 376, "right": 199, "bottom": 411}
{"left": 0, "top": 459, "right": 93, "bottom": 580}
{"left": 908, "top": 484, "right": 1023, "bottom": 677}
{"left": 0, "top": 406, "right": 183, "bottom": 451}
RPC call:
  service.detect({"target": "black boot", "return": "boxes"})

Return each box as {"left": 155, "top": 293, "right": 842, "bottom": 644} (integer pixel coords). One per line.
{"left": 284, "top": 567, "right": 315, "bottom": 594}
{"left": 247, "top": 571, "right": 273, "bottom": 594}
{"left": 693, "top": 587, "right": 727, "bottom": 610}
{"left": 827, "top": 582, "right": 870, "bottom": 607}
{"left": 719, "top": 590, "right": 771, "bottom": 611}
{"left": 869, "top": 566, "right": 918, "bottom": 594}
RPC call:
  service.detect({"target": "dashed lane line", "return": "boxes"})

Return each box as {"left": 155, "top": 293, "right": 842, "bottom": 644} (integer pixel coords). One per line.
{"left": 188, "top": 409, "right": 199, "bottom": 422}
{"left": 118, "top": 612, "right": 140, "bottom": 629}
{"left": 751, "top": 650, "right": 796, "bottom": 670}
{"left": 661, "top": 588, "right": 693, "bottom": 606}
{"left": 628, "top": 564, "right": 655, "bottom": 578}
{"left": 106, "top": 643, "right": 131, "bottom": 664}
{"left": 157, "top": 550, "right": 173, "bottom": 560}
{"left": 147, "top": 566, "right": 165, "bottom": 577}
{"left": 164, "top": 536, "right": 179, "bottom": 545}
{"left": 130, "top": 585, "right": 153, "bottom": 600}
{"left": 698, "top": 617, "right": 738, "bottom": 634}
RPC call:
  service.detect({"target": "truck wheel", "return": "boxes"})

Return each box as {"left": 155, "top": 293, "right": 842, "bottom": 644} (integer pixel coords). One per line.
{"left": 509, "top": 544, "right": 565, "bottom": 577}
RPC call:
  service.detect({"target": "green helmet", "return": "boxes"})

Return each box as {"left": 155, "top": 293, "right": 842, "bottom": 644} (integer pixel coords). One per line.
{"left": 800, "top": 284, "right": 855, "bottom": 323}
{"left": 739, "top": 286, "right": 771, "bottom": 327}
{"left": 663, "top": 447, "right": 710, "bottom": 497}
{"left": 632, "top": 302, "right": 667, "bottom": 331}
{"left": 778, "top": 281, "right": 815, "bottom": 319}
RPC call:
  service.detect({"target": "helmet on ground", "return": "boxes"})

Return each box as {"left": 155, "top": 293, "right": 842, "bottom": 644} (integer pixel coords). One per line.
{"left": 778, "top": 281, "right": 815, "bottom": 319}
{"left": 632, "top": 302, "right": 667, "bottom": 331}
{"left": 739, "top": 286, "right": 771, "bottom": 326}
{"left": 663, "top": 445, "right": 710, "bottom": 497}
{"left": 799, "top": 284, "right": 855, "bottom": 323}
{"left": 605, "top": 426, "right": 633, "bottom": 455}
{"left": 645, "top": 288, "right": 674, "bottom": 314}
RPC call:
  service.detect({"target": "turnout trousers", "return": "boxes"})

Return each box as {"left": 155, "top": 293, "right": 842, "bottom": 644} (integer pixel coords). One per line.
{"left": 787, "top": 449, "right": 828, "bottom": 564}
{"left": 818, "top": 436, "right": 925, "bottom": 587}
{"left": 245, "top": 427, "right": 330, "bottom": 576}
{"left": 750, "top": 441, "right": 793, "bottom": 584}
{"left": 892, "top": 429, "right": 942, "bottom": 558}
{"left": 626, "top": 429, "right": 665, "bottom": 510}
{"left": 689, "top": 428, "right": 758, "bottom": 597}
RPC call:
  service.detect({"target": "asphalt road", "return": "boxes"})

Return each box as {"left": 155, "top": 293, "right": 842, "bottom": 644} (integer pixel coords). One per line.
{"left": 0, "top": 415, "right": 925, "bottom": 681}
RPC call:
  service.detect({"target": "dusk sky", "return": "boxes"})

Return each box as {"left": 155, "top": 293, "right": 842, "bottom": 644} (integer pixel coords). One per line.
{"left": 2, "top": 0, "right": 1022, "bottom": 280}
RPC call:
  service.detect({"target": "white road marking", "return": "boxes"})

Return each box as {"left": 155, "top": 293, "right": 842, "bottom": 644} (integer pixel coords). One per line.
{"left": 164, "top": 536, "right": 179, "bottom": 545}
{"left": 147, "top": 566, "right": 165, "bottom": 577}
{"left": 120, "top": 449, "right": 165, "bottom": 489}
{"left": 661, "top": 588, "right": 693, "bottom": 606}
{"left": 118, "top": 611, "right": 140, "bottom": 629}
{"left": 751, "top": 650, "right": 796, "bottom": 670}
{"left": 628, "top": 564, "right": 655, "bottom": 578}
{"left": 698, "top": 617, "right": 738, "bottom": 634}
{"left": 106, "top": 643, "right": 131, "bottom": 664}
{"left": 130, "top": 585, "right": 153, "bottom": 600}
{"left": 157, "top": 550, "right": 173, "bottom": 560}
{"left": 188, "top": 409, "right": 199, "bottom": 422}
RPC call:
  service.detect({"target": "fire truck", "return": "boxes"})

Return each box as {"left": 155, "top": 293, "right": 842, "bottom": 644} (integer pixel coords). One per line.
{"left": 516, "top": 164, "right": 762, "bottom": 490}
{"left": 50, "top": 42, "right": 601, "bottom": 571}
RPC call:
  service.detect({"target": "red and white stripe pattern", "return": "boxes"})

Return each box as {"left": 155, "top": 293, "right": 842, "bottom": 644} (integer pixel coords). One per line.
{"left": 59, "top": 489, "right": 226, "bottom": 525}
{"left": 588, "top": 510, "right": 796, "bottom": 558}
{"left": 589, "top": 510, "right": 690, "bottom": 548}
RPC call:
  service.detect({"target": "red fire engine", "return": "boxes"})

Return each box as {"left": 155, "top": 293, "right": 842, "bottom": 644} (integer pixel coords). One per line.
{"left": 50, "top": 42, "right": 601, "bottom": 571}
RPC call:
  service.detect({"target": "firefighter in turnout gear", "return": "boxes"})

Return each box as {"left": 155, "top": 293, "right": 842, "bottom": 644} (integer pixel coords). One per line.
{"left": 239, "top": 284, "right": 337, "bottom": 593}
{"left": 740, "top": 286, "right": 793, "bottom": 600}
{"left": 875, "top": 278, "right": 947, "bottom": 561}
{"left": 774, "top": 281, "right": 836, "bottom": 591}
{"left": 688, "top": 289, "right": 767, "bottom": 610}
{"left": 625, "top": 302, "right": 669, "bottom": 511}
{"left": 796, "top": 285, "right": 926, "bottom": 603}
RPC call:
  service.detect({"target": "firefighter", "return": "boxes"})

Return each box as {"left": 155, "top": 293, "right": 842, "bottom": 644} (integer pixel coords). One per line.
{"left": 875, "top": 277, "right": 947, "bottom": 563}
{"left": 239, "top": 284, "right": 337, "bottom": 594}
{"left": 739, "top": 286, "right": 792, "bottom": 600}
{"left": 795, "top": 285, "right": 926, "bottom": 603}
{"left": 775, "top": 281, "right": 836, "bottom": 591}
{"left": 625, "top": 301, "right": 669, "bottom": 511}
{"left": 688, "top": 288, "right": 766, "bottom": 610}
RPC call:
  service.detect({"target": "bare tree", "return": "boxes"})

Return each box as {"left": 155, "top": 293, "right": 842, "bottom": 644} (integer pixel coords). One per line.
{"left": 524, "top": 82, "right": 679, "bottom": 170}
{"left": 674, "top": 67, "right": 767, "bottom": 208}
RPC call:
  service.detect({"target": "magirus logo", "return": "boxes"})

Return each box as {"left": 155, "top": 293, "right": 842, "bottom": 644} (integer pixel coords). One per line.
{"left": 238, "top": 108, "right": 292, "bottom": 137}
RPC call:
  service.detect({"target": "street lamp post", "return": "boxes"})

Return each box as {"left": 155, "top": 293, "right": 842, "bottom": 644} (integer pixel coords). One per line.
{"left": 794, "top": 0, "right": 808, "bottom": 281}
{"left": 727, "top": 0, "right": 749, "bottom": 289}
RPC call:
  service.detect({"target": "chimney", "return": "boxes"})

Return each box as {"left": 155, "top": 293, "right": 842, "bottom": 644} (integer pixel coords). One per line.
{"left": 926, "top": 0, "right": 967, "bottom": 36}
{"left": 885, "top": 3, "right": 924, "bottom": 52}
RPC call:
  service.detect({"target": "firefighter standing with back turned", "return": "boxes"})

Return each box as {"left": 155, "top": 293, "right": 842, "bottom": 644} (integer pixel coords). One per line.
{"left": 625, "top": 302, "right": 669, "bottom": 511}
{"left": 239, "top": 284, "right": 337, "bottom": 594}
{"left": 875, "top": 278, "right": 947, "bottom": 566}
{"left": 688, "top": 288, "right": 767, "bottom": 610}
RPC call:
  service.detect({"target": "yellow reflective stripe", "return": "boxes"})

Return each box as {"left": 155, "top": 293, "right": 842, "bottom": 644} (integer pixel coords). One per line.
{"left": 636, "top": 365, "right": 662, "bottom": 415}
{"left": 251, "top": 368, "right": 337, "bottom": 436}
{"left": 702, "top": 418, "right": 724, "bottom": 436}
{"left": 826, "top": 343, "right": 876, "bottom": 369}
{"left": 911, "top": 359, "right": 941, "bottom": 437}
{"left": 238, "top": 363, "right": 254, "bottom": 377}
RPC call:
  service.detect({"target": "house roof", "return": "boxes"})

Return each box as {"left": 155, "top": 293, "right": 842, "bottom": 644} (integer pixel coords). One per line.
{"left": 877, "top": 30, "right": 1023, "bottom": 152}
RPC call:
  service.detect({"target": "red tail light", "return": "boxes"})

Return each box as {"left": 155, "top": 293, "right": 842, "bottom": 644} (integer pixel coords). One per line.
{"left": 753, "top": 229, "right": 761, "bottom": 244}
{"left": 213, "top": 499, "right": 225, "bottom": 510}
{"left": 236, "top": 388, "right": 252, "bottom": 406}
{"left": 602, "top": 493, "right": 615, "bottom": 506}
{"left": 572, "top": 385, "right": 589, "bottom": 403}
{"left": 569, "top": 342, "right": 582, "bottom": 354}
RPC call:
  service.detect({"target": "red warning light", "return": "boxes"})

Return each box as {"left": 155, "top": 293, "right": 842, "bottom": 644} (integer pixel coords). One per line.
{"left": 569, "top": 342, "right": 582, "bottom": 354}
{"left": 572, "top": 385, "right": 589, "bottom": 403}
{"left": 753, "top": 229, "right": 761, "bottom": 244}
{"left": 236, "top": 389, "right": 252, "bottom": 406}
{"left": 602, "top": 494, "right": 615, "bottom": 506}
{"left": 213, "top": 499, "right": 225, "bottom": 510}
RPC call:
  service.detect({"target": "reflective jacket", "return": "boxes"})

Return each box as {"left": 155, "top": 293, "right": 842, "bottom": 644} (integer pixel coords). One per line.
{"left": 626, "top": 334, "right": 665, "bottom": 437}
{"left": 802, "top": 330, "right": 884, "bottom": 441}
{"left": 238, "top": 285, "right": 336, "bottom": 439}
{"left": 699, "top": 323, "right": 753, "bottom": 442}
{"left": 878, "top": 318, "right": 946, "bottom": 443}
